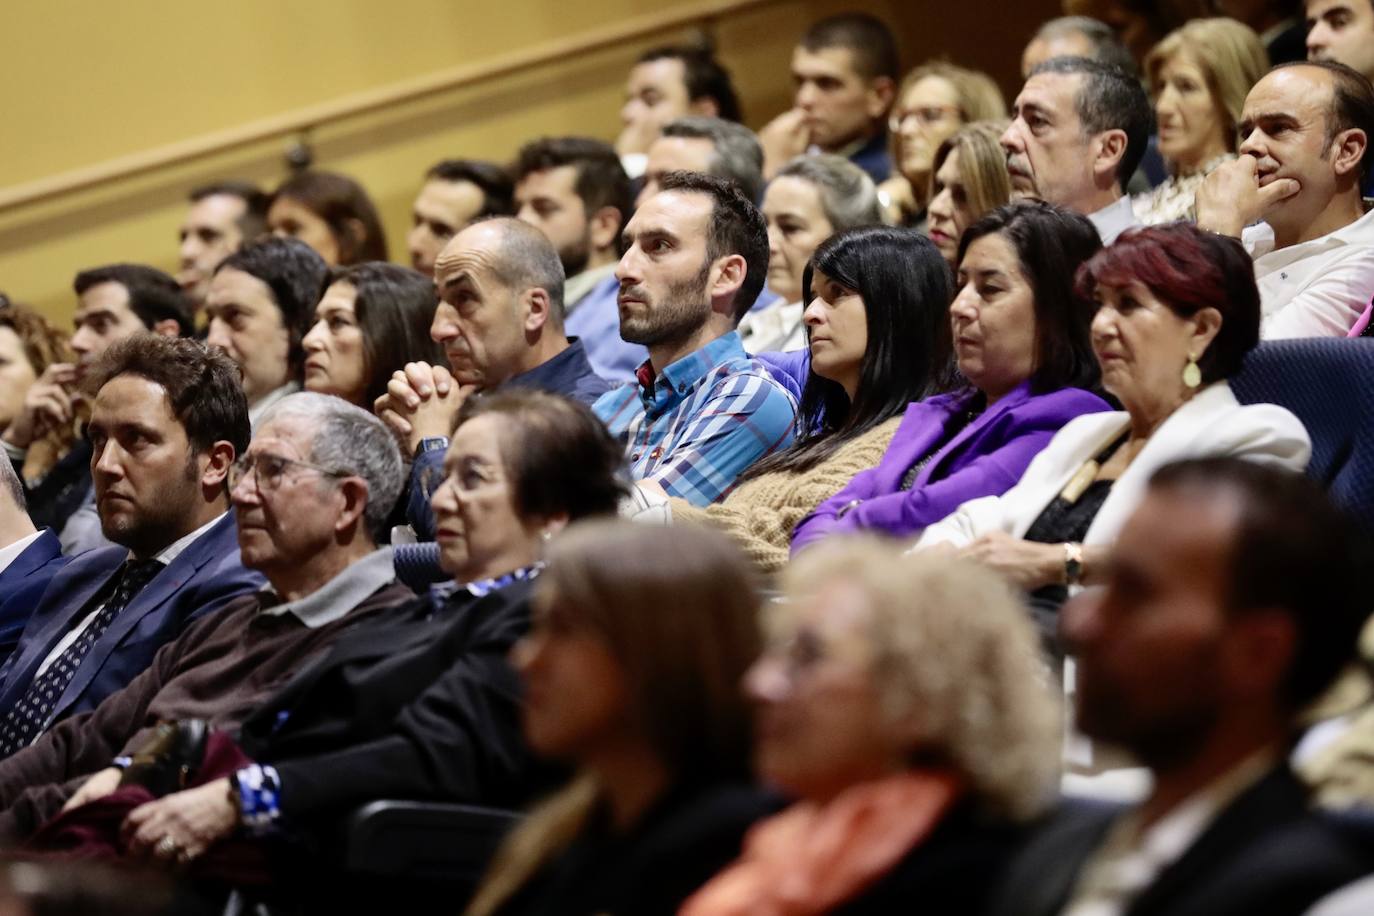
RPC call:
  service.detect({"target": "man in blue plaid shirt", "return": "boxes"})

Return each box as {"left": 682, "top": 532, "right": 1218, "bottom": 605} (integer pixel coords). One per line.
{"left": 593, "top": 171, "right": 797, "bottom": 506}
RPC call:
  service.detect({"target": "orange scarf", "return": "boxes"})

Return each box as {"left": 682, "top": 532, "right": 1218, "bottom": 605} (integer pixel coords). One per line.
{"left": 679, "top": 770, "right": 964, "bottom": 916}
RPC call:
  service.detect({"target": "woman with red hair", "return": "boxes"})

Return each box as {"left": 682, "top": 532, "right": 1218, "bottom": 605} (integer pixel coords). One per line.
{"left": 910, "top": 223, "right": 1310, "bottom": 645}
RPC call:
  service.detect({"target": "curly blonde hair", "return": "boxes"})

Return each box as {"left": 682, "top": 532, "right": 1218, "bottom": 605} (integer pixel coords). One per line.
{"left": 775, "top": 538, "right": 1061, "bottom": 821}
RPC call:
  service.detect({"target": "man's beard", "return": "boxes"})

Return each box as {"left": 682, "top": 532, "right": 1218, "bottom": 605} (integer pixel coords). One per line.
{"left": 619, "top": 259, "right": 712, "bottom": 348}
{"left": 100, "top": 453, "right": 203, "bottom": 558}
{"left": 559, "top": 229, "right": 592, "bottom": 279}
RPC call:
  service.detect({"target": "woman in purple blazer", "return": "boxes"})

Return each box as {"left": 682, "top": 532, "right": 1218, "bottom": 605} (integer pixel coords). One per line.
{"left": 792, "top": 201, "right": 1112, "bottom": 550}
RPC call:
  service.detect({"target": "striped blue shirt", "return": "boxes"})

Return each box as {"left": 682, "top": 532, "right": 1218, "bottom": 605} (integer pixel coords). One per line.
{"left": 593, "top": 331, "right": 797, "bottom": 507}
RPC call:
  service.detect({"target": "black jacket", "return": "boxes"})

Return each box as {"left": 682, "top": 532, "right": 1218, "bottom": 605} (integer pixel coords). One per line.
{"left": 986, "top": 765, "right": 1373, "bottom": 916}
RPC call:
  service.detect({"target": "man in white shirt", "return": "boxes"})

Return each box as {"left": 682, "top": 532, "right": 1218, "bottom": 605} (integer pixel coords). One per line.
{"left": 1197, "top": 61, "right": 1374, "bottom": 338}
{"left": 986, "top": 458, "right": 1372, "bottom": 916}
{"left": 1001, "top": 56, "right": 1154, "bottom": 244}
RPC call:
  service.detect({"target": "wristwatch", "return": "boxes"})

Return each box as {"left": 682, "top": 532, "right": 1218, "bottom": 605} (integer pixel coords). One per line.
{"left": 415, "top": 436, "right": 449, "bottom": 458}
{"left": 1063, "top": 542, "right": 1085, "bottom": 587}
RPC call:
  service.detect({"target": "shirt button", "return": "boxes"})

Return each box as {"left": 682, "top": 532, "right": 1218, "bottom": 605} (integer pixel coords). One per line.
{"left": 631, "top": 453, "right": 641, "bottom": 461}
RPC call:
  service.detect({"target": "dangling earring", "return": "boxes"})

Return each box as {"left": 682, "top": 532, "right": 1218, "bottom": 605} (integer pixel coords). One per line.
{"left": 1182, "top": 354, "right": 1202, "bottom": 389}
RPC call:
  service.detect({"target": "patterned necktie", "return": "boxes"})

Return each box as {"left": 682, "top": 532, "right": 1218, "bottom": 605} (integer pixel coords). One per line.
{"left": 0, "top": 558, "right": 163, "bottom": 757}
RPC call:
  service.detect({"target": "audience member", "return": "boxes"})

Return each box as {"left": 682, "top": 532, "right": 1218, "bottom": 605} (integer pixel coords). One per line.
{"left": 1003, "top": 56, "right": 1155, "bottom": 244}
{"left": 683, "top": 542, "right": 1060, "bottom": 915}
{"left": 1135, "top": 19, "right": 1269, "bottom": 225}
{"left": 376, "top": 218, "right": 609, "bottom": 538}
{"left": 268, "top": 170, "right": 388, "bottom": 266}
{"left": 794, "top": 200, "right": 1110, "bottom": 551}
{"left": 0, "top": 303, "right": 75, "bottom": 485}
{"left": 467, "top": 521, "right": 776, "bottom": 916}
{"left": 1022, "top": 15, "right": 1139, "bottom": 78}
{"left": 0, "top": 393, "right": 411, "bottom": 841}
{"left": 302, "top": 262, "right": 444, "bottom": 407}
{"left": 881, "top": 61, "right": 1006, "bottom": 228}
{"left": 653, "top": 226, "right": 948, "bottom": 573}
{"left": 639, "top": 117, "right": 766, "bottom": 206}
{"left": 593, "top": 172, "right": 797, "bottom": 507}
{"left": 616, "top": 46, "right": 742, "bottom": 175}
{"left": 512, "top": 137, "right": 641, "bottom": 382}
{"left": 988, "top": 458, "right": 1373, "bottom": 916}
{"left": 3, "top": 266, "right": 192, "bottom": 555}
{"left": 1196, "top": 60, "right": 1374, "bottom": 337}
{"left": 740, "top": 155, "right": 880, "bottom": 354}
{"left": 1217, "top": 0, "right": 1308, "bottom": 64}
{"left": 913, "top": 224, "right": 1310, "bottom": 644}
{"left": 205, "top": 236, "right": 329, "bottom": 427}
{"left": 407, "top": 159, "right": 515, "bottom": 276}
{"left": 925, "top": 121, "right": 1015, "bottom": 267}
{"left": 1061, "top": 0, "right": 1211, "bottom": 68}
{"left": 176, "top": 181, "right": 270, "bottom": 312}
{"left": 0, "top": 459, "right": 65, "bottom": 671}
{"left": 104, "top": 391, "right": 623, "bottom": 885}
{"left": 759, "top": 14, "right": 899, "bottom": 183}
{"left": 1307, "top": 0, "right": 1374, "bottom": 87}
{"left": 0, "top": 336, "right": 264, "bottom": 752}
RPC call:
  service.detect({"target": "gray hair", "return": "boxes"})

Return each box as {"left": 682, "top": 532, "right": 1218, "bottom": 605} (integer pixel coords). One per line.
{"left": 1030, "top": 56, "right": 1155, "bottom": 189}
{"left": 258, "top": 392, "right": 403, "bottom": 541}
{"left": 0, "top": 458, "right": 25, "bottom": 513}
{"left": 774, "top": 155, "right": 882, "bottom": 231}
{"left": 1033, "top": 15, "right": 1137, "bottom": 77}
{"left": 662, "top": 116, "right": 765, "bottom": 203}
{"left": 476, "top": 217, "right": 568, "bottom": 327}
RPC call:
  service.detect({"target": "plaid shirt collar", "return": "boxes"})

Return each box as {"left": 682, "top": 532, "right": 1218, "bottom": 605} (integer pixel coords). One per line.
{"left": 634, "top": 331, "right": 746, "bottom": 414}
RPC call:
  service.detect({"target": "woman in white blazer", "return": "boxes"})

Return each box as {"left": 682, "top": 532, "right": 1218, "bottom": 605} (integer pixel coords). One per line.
{"left": 913, "top": 223, "right": 1310, "bottom": 625}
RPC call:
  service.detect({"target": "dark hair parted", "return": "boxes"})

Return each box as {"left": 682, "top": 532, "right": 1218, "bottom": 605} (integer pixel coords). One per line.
{"left": 189, "top": 180, "right": 270, "bottom": 241}
{"left": 424, "top": 159, "right": 516, "bottom": 217}
{"left": 800, "top": 13, "right": 899, "bottom": 81}
{"left": 1075, "top": 223, "right": 1259, "bottom": 384}
{"left": 81, "top": 335, "right": 250, "bottom": 459}
{"left": 272, "top": 170, "right": 388, "bottom": 264}
{"left": 959, "top": 200, "right": 1103, "bottom": 394}
{"left": 72, "top": 264, "right": 194, "bottom": 337}
{"left": 1270, "top": 60, "right": 1374, "bottom": 183}
{"left": 638, "top": 46, "right": 743, "bottom": 122}
{"left": 1150, "top": 457, "right": 1374, "bottom": 707}
{"left": 453, "top": 389, "right": 627, "bottom": 523}
{"left": 744, "top": 226, "right": 952, "bottom": 481}
{"left": 512, "top": 137, "right": 633, "bottom": 232}
{"left": 1029, "top": 56, "right": 1155, "bottom": 190}
{"left": 324, "top": 263, "right": 445, "bottom": 407}
{"left": 217, "top": 236, "right": 331, "bottom": 380}
{"left": 656, "top": 170, "right": 770, "bottom": 319}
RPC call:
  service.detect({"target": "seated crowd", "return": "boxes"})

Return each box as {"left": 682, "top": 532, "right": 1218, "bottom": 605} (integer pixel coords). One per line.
{"left": 2, "top": 5, "right": 1374, "bottom": 914}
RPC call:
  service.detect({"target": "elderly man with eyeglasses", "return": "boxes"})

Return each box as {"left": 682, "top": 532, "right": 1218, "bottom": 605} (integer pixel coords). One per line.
{"left": 0, "top": 391, "right": 414, "bottom": 843}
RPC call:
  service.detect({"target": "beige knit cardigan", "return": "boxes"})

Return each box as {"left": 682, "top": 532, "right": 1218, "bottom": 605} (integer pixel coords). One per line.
{"left": 669, "top": 417, "right": 902, "bottom": 573}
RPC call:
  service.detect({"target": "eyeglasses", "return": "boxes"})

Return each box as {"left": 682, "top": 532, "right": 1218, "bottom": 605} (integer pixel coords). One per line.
{"left": 228, "top": 452, "right": 346, "bottom": 492}
{"left": 889, "top": 105, "right": 962, "bottom": 133}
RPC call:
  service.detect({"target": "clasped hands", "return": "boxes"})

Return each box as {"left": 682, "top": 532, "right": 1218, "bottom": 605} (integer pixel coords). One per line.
{"left": 373, "top": 362, "right": 477, "bottom": 454}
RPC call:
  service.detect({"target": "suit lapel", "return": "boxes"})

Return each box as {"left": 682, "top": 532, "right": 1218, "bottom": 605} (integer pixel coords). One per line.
{"left": 916, "top": 383, "right": 1039, "bottom": 487}
{"left": 1, "top": 531, "right": 61, "bottom": 583}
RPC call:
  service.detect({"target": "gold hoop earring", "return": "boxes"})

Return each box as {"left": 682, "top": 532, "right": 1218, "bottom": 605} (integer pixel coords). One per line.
{"left": 1182, "top": 355, "right": 1202, "bottom": 389}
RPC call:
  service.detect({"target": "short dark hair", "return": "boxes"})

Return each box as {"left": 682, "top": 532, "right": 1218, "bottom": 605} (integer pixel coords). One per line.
{"left": 512, "top": 137, "right": 633, "bottom": 233}
{"left": 72, "top": 265, "right": 193, "bottom": 337}
{"left": 454, "top": 389, "right": 627, "bottom": 522}
{"left": 424, "top": 159, "right": 516, "bottom": 218}
{"left": 800, "top": 13, "right": 899, "bottom": 81}
{"left": 1076, "top": 223, "right": 1259, "bottom": 384}
{"left": 1030, "top": 56, "right": 1155, "bottom": 190}
{"left": 189, "top": 180, "right": 270, "bottom": 241}
{"left": 661, "top": 117, "right": 766, "bottom": 203}
{"left": 325, "top": 262, "right": 445, "bottom": 407}
{"left": 959, "top": 200, "right": 1103, "bottom": 394}
{"left": 272, "top": 170, "right": 388, "bottom": 264}
{"left": 0, "top": 455, "right": 25, "bottom": 513}
{"left": 1270, "top": 60, "right": 1374, "bottom": 183}
{"left": 656, "top": 170, "right": 769, "bottom": 320}
{"left": 476, "top": 217, "right": 568, "bottom": 326}
{"left": 1032, "top": 16, "right": 1138, "bottom": 77}
{"left": 82, "top": 335, "right": 250, "bottom": 459}
{"left": 637, "top": 46, "right": 743, "bottom": 122}
{"left": 216, "top": 237, "right": 330, "bottom": 380}
{"left": 1150, "top": 458, "right": 1374, "bottom": 707}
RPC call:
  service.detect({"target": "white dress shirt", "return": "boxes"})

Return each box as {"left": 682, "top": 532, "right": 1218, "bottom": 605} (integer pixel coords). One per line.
{"left": 0, "top": 530, "right": 43, "bottom": 577}
{"left": 1088, "top": 196, "right": 1141, "bottom": 246}
{"left": 1245, "top": 203, "right": 1374, "bottom": 339}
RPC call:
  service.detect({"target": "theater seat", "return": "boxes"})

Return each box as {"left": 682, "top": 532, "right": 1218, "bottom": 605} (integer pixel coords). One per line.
{"left": 1230, "top": 338, "right": 1374, "bottom": 532}
{"left": 343, "top": 800, "right": 519, "bottom": 883}
{"left": 393, "top": 542, "right": 448, "bottom": 593}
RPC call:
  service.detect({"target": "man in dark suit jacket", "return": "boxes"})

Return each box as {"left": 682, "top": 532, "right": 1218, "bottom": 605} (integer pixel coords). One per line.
{"left": 0, "top": 335, "right": 263, "bottom": 752}
{"left": 988, "top": 458, "right": 1374, "bottom": 916}
{"left": 0, "top": 460, "right": 67, "bottom": 669}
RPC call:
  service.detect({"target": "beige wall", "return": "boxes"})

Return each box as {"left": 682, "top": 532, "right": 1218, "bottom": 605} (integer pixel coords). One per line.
{"left": 0, "top": 0, "right": 1056, "bottom": 324}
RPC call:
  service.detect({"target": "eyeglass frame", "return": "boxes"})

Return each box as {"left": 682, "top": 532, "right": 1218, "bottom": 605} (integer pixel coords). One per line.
{"left": 227, "top": 451, "right": 348, "bottom": 493}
